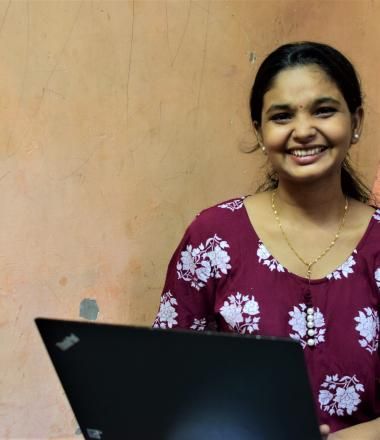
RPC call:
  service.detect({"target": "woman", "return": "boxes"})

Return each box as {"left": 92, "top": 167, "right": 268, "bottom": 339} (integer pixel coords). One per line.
{"left": 153, "top": 42, "right": 380, "bottom": 439}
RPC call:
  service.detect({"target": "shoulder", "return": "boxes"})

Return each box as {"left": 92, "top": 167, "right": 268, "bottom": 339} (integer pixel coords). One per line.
{"left": 190, "top": 196, "right": 248, "bottom": 229}
{"left": 346, "top": 199, "right": 377, "bottom": 233}
{"left": 243, "top": 192, "right": 272, "bottom": 219}
{"left": 353, "top": 202, "right": 380, "bottom": 269}
{"left": 202, "top": 196, "right": 248, "bottom": 215}
{"left": 368, "top": 206, "right": 380, "bottom": 242}
{"left": 180, "top": 196, "right": 249, "bottom": 247}
{"left": 358, "top": 202, "right": 380, "bottom": 235}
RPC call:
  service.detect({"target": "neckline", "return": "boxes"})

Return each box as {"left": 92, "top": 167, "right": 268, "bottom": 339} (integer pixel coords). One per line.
{"left": 241, "top": 197, "right": 376, "bottom": 284}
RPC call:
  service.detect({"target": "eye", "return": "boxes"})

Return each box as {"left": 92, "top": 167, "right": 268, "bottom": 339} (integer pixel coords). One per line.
{"left": 315, "top": 107, "right": 337, "bottom": 117}
{"left": 270, "top": 112, "right": 293, "bottom": 123}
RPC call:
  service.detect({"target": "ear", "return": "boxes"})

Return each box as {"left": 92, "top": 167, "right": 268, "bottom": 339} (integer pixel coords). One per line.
{"left": 253, "top": 120, "right": 263, "bottom": 146}
{"left": 350, "top": 107, "right": 364, "bottom": 144}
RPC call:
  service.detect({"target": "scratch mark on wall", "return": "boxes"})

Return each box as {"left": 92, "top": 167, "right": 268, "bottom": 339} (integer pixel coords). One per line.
{"left": 0, "top": 171, "right": 10, "bottom": 182}
{"left": 80, "top": 298, "right": 99, "bottom": 321}
{"left": 195, "top": 0, "right": 210, "bottom": 123}
{"left": 170, "top": 0, "right": 192, "bottom": 67}
{"left": 165, "top": 1, "right": 171, "bottom": 59}
{"left": 0, "top": 0, "right": 11, "bottom": 40}
{"left": 60, "top": 145, "right": 99, "bottom": 180}
{"left": 45, "top": 88, "right": 65, "bottom": 99}
{"left": 116, "top": 158, "right": 125, "bottom": 176}
{"left": 32, "top": 1, "right": 83, "bottom": 119}
{"left": 159, "top": 100, "right": 162, "bottom": 145}
{"left": 249, "top": 51, "right": 257, "bottom": 64}
{"left": 6, "top": 1, "right": 30, "bottom": 155}
{"left": 125, "top": 0, "right": 135, "bottom": 126}
{"left": 231, "top": 10, "right": 252, "bottom": 53}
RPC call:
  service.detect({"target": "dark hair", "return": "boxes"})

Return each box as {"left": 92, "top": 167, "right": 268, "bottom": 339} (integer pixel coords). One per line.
{"left": 250, "top": 41, "right": 372, "bottom": 203}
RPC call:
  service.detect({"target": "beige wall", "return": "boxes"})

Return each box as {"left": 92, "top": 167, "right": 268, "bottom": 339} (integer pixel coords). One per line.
{"left": 1, "top": 1, "right": 380, "bottom": 438}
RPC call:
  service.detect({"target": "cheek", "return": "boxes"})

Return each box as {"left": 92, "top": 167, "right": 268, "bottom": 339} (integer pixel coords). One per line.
{"left": 261, "top": 126, "right": 290, "bottom": 151}
{"left": 323, "top": 123, "right": 352, "bottom": 146}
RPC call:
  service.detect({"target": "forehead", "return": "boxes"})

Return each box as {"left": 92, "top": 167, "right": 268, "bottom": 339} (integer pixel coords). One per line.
{"left": 263, "top": 65, "right": 344, "bottom": 108}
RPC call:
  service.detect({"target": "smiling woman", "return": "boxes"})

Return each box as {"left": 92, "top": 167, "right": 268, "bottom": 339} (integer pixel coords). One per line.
{"left": 259, "top": 66, "right": 356, "bottom": 181}
{"left": 250, "top": 42, "right": 368, "bottom": 203}
{"left": 153, "top": 42, "right": 380, "bottom": 439}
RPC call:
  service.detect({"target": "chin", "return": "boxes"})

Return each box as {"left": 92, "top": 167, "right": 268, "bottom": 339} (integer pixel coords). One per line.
{"left": 280, "top": 167, "right": 341, "bottom": 185}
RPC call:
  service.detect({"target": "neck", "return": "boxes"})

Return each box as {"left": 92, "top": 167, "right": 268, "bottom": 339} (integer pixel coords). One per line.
{"left": 274, "top": 177, "right": 347, "bottom": 224}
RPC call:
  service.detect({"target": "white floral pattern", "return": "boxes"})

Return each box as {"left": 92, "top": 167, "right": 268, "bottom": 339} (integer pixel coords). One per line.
{"left": 220, "top": 292, "right": 260, "bottom": 334}
{"left": 354, "top": 307, "right": 379, "bottom": 354}
{"left": 153, "top": 291, "right": 178, "bottom": 329}
{"left": 177, "top": 235, "right": 231, "bottom": 290}
{"left": 326, "top": 251, "right": 357, "bottom": 280}
{"left": 218, "top": 198, "right": 245, "bottom": 212}
{"left": 375, "top": 268, "right": 380, "bottom": 289}
{"left": 319, "top": 374, "right": 364, "bottom": 416}
{"left": 288, "top": 303, "right": 326, "bottom": 349}
{"left": 257, "top": 241, "right": 285, "bottom": 272}
{"left": 190, "top": 317, "right": 207, "bottom": 331}
{"left": 373, "top": 209, "right": 380, "bottom": 222}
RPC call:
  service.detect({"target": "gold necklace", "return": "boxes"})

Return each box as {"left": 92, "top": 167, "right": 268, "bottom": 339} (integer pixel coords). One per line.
{"left": 271, "top": 190, "right": 349, "bottom": 280}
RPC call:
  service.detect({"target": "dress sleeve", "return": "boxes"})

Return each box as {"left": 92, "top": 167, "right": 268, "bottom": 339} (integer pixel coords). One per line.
{"left": 153, "top": 215, "right": 221, "bottom": 331}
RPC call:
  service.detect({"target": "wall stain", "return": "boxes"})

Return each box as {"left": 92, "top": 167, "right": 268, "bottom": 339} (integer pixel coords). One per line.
{"left": 80, "top": 298, "right": 99, "bottom": 321}
{"left": 59, "top": 276, "right": 68, "bottom": 287}
{"left": 249, "top": 51, "right": 257, "bottom": 64}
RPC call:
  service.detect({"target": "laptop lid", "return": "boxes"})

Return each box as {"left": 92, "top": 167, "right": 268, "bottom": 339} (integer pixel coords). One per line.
{"left": 35, "top": 318, "right": 321, "bottom": 440}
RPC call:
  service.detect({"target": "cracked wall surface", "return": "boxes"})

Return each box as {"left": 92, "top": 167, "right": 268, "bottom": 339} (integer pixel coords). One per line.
{"left": 1, "top": 1, "right": 380, "bottom": 438}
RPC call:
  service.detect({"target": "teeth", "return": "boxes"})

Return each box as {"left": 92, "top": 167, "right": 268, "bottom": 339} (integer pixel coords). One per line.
{"left": 290, "top": 147, "right": 326, "bottom": 157}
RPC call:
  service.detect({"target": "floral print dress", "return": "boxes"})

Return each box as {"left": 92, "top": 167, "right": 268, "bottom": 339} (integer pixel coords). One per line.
{"left": 153, "top": 197, "right": 380, "bottom": 432}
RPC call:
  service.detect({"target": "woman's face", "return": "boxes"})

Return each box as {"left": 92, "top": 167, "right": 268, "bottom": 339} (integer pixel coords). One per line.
{"left": 256, "top": 65, "right": 363, "bottom": 185}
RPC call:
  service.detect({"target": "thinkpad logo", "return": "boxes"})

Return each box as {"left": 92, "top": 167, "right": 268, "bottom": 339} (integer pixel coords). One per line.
{"left": 55, "top": 333, "right": 80, "bottom": 351}
{"left": 86, "top": 428, "right": 103, "bottom": 439}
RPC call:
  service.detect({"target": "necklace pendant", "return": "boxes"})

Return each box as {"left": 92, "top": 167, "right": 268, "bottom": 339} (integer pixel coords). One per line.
{"left": 303, "top": 288, "right": 316, "bottom": 348}
{"left": 271, "top": 190, "right": 348, "bottom": 351}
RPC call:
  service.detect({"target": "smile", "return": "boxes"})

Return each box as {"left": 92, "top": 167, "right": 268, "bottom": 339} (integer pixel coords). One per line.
{"left": 288, "top": 146, "right": 327, "bottom": 157}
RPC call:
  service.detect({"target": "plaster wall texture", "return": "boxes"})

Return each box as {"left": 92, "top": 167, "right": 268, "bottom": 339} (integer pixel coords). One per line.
{"left": 1, "top": 1, "right": 380, "bottom": 438}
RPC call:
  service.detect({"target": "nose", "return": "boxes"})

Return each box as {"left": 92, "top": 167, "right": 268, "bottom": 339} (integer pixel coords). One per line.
{"left": 291, "top": 115, "right": 317, "bottom": 143}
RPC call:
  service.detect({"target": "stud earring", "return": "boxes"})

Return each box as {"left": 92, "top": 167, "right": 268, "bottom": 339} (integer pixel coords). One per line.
{"left": 258, "top": 141, "right": 266, "bottom": 154}
{"left": 353, "top": 133, "right": 360, "bottom": 141}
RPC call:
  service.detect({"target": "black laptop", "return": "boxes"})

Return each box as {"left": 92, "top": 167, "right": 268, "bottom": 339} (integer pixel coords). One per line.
{"left": 35, "top": 318, "right": 321, "bottom": 440}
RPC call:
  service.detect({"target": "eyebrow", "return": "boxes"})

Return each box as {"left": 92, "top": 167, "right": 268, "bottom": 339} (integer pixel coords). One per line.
{"left": 265, "top": 96, "right": 342, "bottom": 114}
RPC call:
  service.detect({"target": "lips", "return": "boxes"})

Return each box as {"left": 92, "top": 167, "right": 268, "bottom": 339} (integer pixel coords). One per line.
{"left": 287, "top": 146, "right": 328, "bottom": 157}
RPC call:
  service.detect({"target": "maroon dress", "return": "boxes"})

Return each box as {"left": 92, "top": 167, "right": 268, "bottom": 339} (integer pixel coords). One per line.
{"left": 153, "top": 197, "right": 380, "bottom": 432}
